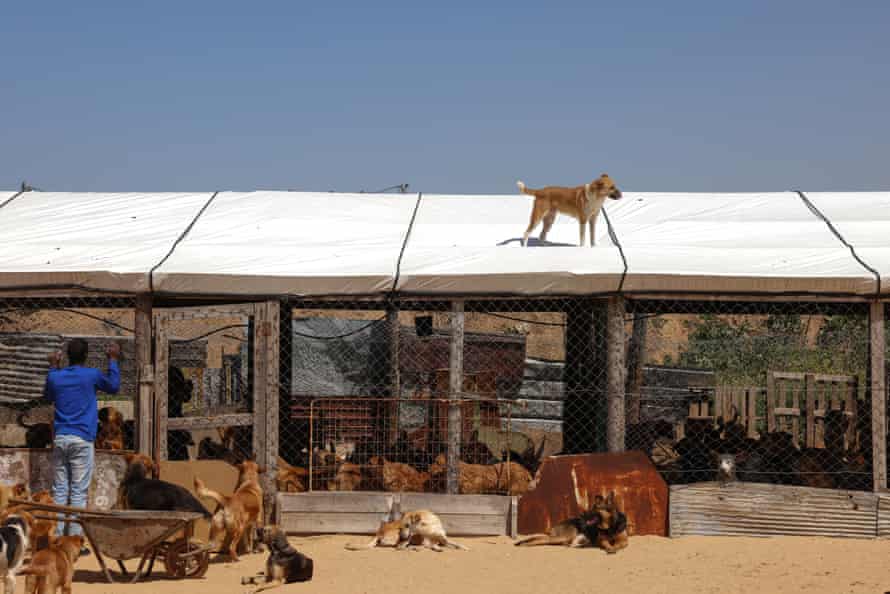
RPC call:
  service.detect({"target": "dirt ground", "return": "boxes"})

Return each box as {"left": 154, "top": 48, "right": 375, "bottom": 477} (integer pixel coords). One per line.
{"left": 35, "top": 534, "right": 890, "bottom": 594}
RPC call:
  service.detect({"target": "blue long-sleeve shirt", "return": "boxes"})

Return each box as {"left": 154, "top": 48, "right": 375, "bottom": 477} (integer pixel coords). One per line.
{"left": 43, "top": 361, "right": 121, "bottom": 442}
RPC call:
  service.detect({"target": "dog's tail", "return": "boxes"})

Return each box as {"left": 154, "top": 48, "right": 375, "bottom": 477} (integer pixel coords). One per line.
{"left": 516, "top": 180, "right": 533, "bottom": 195}
{"left": 194, "top": 477, "right": 229, "bottom": 509}
{"left": 344, "top": 538, "right": 379, "bottom": 551}
{"left": 17, "top": 564, "right": 50, "bottom": 577}
{"left": 514, "top": 534, "right": 556, "bottom": 546}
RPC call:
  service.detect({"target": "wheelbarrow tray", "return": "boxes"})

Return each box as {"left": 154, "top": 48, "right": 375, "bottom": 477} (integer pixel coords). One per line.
{"left": 10, "top": 499, "right": 211, "bottom": 582}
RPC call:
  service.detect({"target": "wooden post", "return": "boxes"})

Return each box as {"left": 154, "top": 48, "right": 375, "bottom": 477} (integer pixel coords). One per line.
{"left": 386, "top": 305, "right": 401, "bottom": 445}
{"left": 447, "top": 300, "right": 464, "bottom": 494}
{"left": 607, "top": 296, "right": 626, "bottom": 452}
{"left": 625, "top": 312, "right": 647, "bottom": 424}
{"left": 254, "top": 301, "right": 279, "bottom": 523}
{"left": 870, "top": 300, "right": 886, "bottom": 492}
{"left": 134, "top": 295, "right": 153, "bottom": 455}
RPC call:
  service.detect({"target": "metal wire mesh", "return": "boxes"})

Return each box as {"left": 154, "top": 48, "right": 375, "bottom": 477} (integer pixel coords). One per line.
{"left": 0, "top": 296, "right": 137, "bottom": 451}
{"left": 277, "top": 296, "right": 882, "bottom": 494}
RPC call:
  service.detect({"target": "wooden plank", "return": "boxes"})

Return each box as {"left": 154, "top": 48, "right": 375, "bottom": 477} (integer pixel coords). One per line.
{"left": 791, "top": 382, "right": 800, "bottom": 448}
{"left": 278, "top": 492, "right": 394, "bottom": 514}
{"left": 876, "top": 494, "right": 890, "bottom": 538}
{"left": 606, "top": 296, "right": 626, "bottom": 452}
{"left": 766, "top": 372, "right": 776, "bottom": 433}
{"left": 670, "top": 482, "right": 878, "bottom": 539}
{"left": 153, "top": 315, "right": 169, "bottom": 464}
{"left": 871, "top": 301, "right": 887, "bottom": 492}
{"left": 625, "top": 313, "right": 646, "bottom": 424}
{"left": 264, "top": 301, "right": 280, "bottom": 522}
{"left": 772, "top": 407, "right": 801, "bottom": 416}
{"left": 746, "top": 388, "right": 758, "bottom": 438}
{"left": 280, "top": 512, "right": 391, "bottom": 534}
{"left": 428, "top": 513, "right": 507, "bottom": 536}
{"left": 805, "top": 373, "right": 816, "bottom": 448}
{"left": 400, "top": 493, "right": 510, "bottom": 516}
{"left": 166, "top": 413, "right": 253, "bottom": 430}
{"left": 155, "top": 304, "right": 257, "bottom": 320}
{"left": 447, "top": 300, "right": 464, "bottom": 495}
{"left": 134, "top": 295, "right": 153, "bottom": 455}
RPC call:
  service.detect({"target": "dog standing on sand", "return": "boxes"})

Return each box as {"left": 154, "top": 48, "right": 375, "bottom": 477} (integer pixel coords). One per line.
{"left": 517, "top": 174, "right": 623, "bottom": 247}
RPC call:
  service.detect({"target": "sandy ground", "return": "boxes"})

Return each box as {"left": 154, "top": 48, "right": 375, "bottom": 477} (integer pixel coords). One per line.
{"left": 26, "top": 534, "right": 890, "bottom": 594}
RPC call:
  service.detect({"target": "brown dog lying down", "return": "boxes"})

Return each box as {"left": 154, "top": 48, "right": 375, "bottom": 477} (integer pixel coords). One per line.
{"left": 515, "top": 492, "right": 629, "bottom": 554}
{"left": 195, "top": 460, "right": 265, "bottom": 562}
{"left": 242, "top": 526, "right": 313, "bottom": 593}
{"left": 517, "top": 173, "right": 622, "bottom": 247}
{"left": 430, "top": 454, "right": 532, "bottom": 495}
{"left": 19, "top": 534, "right": 84, "bottom": 594}
{"left": 345, "top": 507, "right": 467, "bottom": 552}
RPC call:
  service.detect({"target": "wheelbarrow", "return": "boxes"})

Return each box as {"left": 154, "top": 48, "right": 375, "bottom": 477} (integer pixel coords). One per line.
{"left": 10, "top": 499, "right": 212, "bottom": 583}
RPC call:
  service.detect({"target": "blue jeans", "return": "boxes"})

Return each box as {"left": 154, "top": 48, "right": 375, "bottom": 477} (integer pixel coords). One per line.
{"left": 51, "top": 434, "right": 95, "bottom": 536}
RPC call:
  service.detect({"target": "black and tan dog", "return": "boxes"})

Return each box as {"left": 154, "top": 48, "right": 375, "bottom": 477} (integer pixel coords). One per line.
{"left": 591, "top": 492, "right": 629, "bottom": 554}
{"left": 515, "top": 491, "right": 629, "bottom": 553}
{"left": 514, "top": 509, "right": 600, "bottom": 548}
{"left": 242, "top": 526, "right": 313, "bottom": 593}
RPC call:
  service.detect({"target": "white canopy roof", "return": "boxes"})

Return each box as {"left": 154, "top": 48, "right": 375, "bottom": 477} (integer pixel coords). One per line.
{"left": 0, "top": 189, "right": 886, "bottom": 297}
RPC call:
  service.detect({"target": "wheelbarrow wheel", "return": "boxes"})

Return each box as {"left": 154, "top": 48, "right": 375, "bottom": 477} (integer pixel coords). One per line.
{"left": 164, "top": 538, "right": 209, "bottom": 579}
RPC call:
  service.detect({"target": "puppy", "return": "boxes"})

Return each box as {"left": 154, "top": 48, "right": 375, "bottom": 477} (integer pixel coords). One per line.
{"left": 195, "top": 460, "right": 265, "bottom": 562}
{"left": 514, "top": 510, "right": 600, "bottom": 548}
{"left": 517, "top": 174, "right": 622, "bottom": 247}
{"left": 0, "top": 514, "right": 30, "bottom": 594}
{"left": 96, "top": 406, "right": 125, "bottom": 450}
{"left": 344, "top": 504, "right": 422, "bottom": 551}
{"left": 19, "top": 535, "right": 83, "bottom": 594}
{"left": 398, "top": 510, "right": 468, "bottom": 552}
{"left": 591, "top": 492, "right": 629, "bottom": 554}
{"left": 118, "top": 454, "right": 209, "bottom": 517}
{"left": 242, "top": 526, "right": 313, "bottom": 593}
{"left": 18, "top": 413, "right": 52, "bottom": 449}
{"left": 717, "top": 453, "right": 737, "bottom": 487}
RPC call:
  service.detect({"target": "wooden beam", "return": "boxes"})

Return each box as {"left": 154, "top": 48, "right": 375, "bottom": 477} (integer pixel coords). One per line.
{"left": 606, "top": 296, "right": 626, "bottom": 452}
{"left": 386, "top": 305, "right": 400, "bottom": 445}
{"left": 625, "top": 313, "right": 646, "bottom": 424}
{"left": 447, "top": 300, "right": 464, "bottom": 494}
{"left": 134, "top": 294, "right": 153, "bottom": 455}
{"left": 871, "top": 300, "right": 887, "bottom": 492}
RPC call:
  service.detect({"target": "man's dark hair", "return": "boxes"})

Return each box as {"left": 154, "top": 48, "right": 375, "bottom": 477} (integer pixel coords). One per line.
{"left": 67, "top": 338, "right": 88, "bottom": 365}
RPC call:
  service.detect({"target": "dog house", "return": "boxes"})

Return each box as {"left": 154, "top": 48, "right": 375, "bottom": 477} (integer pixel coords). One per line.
{"left": 1, "top": 187, "right": 889, "bottom": 537}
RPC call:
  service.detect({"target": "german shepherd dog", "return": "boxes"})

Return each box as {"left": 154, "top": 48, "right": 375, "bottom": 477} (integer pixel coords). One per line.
{"left": 591, "top": 492, "right": 629, "bottom": 554}
{"left": 515, "top": 492, "right": 629, "bottom": 553}
{"left": 514, "top": 509, "right": 600, "bottom": 548}
{"left": 242, "top": 526, "right": 313, "bottom": 593}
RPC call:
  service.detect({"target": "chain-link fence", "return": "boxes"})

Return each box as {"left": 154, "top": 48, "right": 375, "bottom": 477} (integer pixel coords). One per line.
{"left": 277, "top": 296, "right": 882, "bottom": 495}
{"left": 0, "top": 296, "right": 137, "bottom": 451}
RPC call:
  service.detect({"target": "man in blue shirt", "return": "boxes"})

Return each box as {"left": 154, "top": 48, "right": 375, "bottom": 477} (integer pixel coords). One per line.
{"left": 44, "top": 338, "right": 121, "bottom": 541}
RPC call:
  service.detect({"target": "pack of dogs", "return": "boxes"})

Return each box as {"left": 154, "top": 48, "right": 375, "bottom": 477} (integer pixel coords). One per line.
{"left": 627, "top": 403, "right": 872, "bottom": 491}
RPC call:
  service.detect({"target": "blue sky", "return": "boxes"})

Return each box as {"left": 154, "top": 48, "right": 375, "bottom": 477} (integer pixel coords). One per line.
{"left": 2, "top": 1, "right": 888, "bottom": 194}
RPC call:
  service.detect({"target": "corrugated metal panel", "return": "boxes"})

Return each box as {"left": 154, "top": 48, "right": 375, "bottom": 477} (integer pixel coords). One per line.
{"left": 670, "top": 482, "right": 878, "bottom": 538}
{"left": 0, "top": 334, "right": 63, "bottom": 402}
{"left": 876, "top": 494, "right": 890, "bottom": 538}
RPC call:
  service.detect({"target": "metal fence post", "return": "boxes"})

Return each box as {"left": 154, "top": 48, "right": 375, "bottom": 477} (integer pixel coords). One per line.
{"left": 447, "top": 300, "right": 465, "bottom": 494}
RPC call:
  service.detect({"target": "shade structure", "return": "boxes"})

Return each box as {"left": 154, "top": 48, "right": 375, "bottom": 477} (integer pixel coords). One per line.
{"left": 0, "top": 190, "right": 886, "bottom": 296}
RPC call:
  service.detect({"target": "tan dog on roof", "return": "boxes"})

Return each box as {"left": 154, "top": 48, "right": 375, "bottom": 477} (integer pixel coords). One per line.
{"left": 517, "top": 174, "right": 622, "bottom": 247}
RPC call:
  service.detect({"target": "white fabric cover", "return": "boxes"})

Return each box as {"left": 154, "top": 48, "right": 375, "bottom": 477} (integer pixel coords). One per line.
{"left": 152, "top": 192, "right": 418, "bottom": 296}
{"left": 0, "top": 190, "right": 886, "bottom": 296}
{"left": 804, "top": 192, "right": 890, "bottom": 294}
{"left": 396, "top": 194, "right": 624, "bottom": 294}
{"left": 606, "top": 192, "right": 875, "bottom": 294}
{"left": 0, "top": 192, "right": 212, "bottom": 292}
